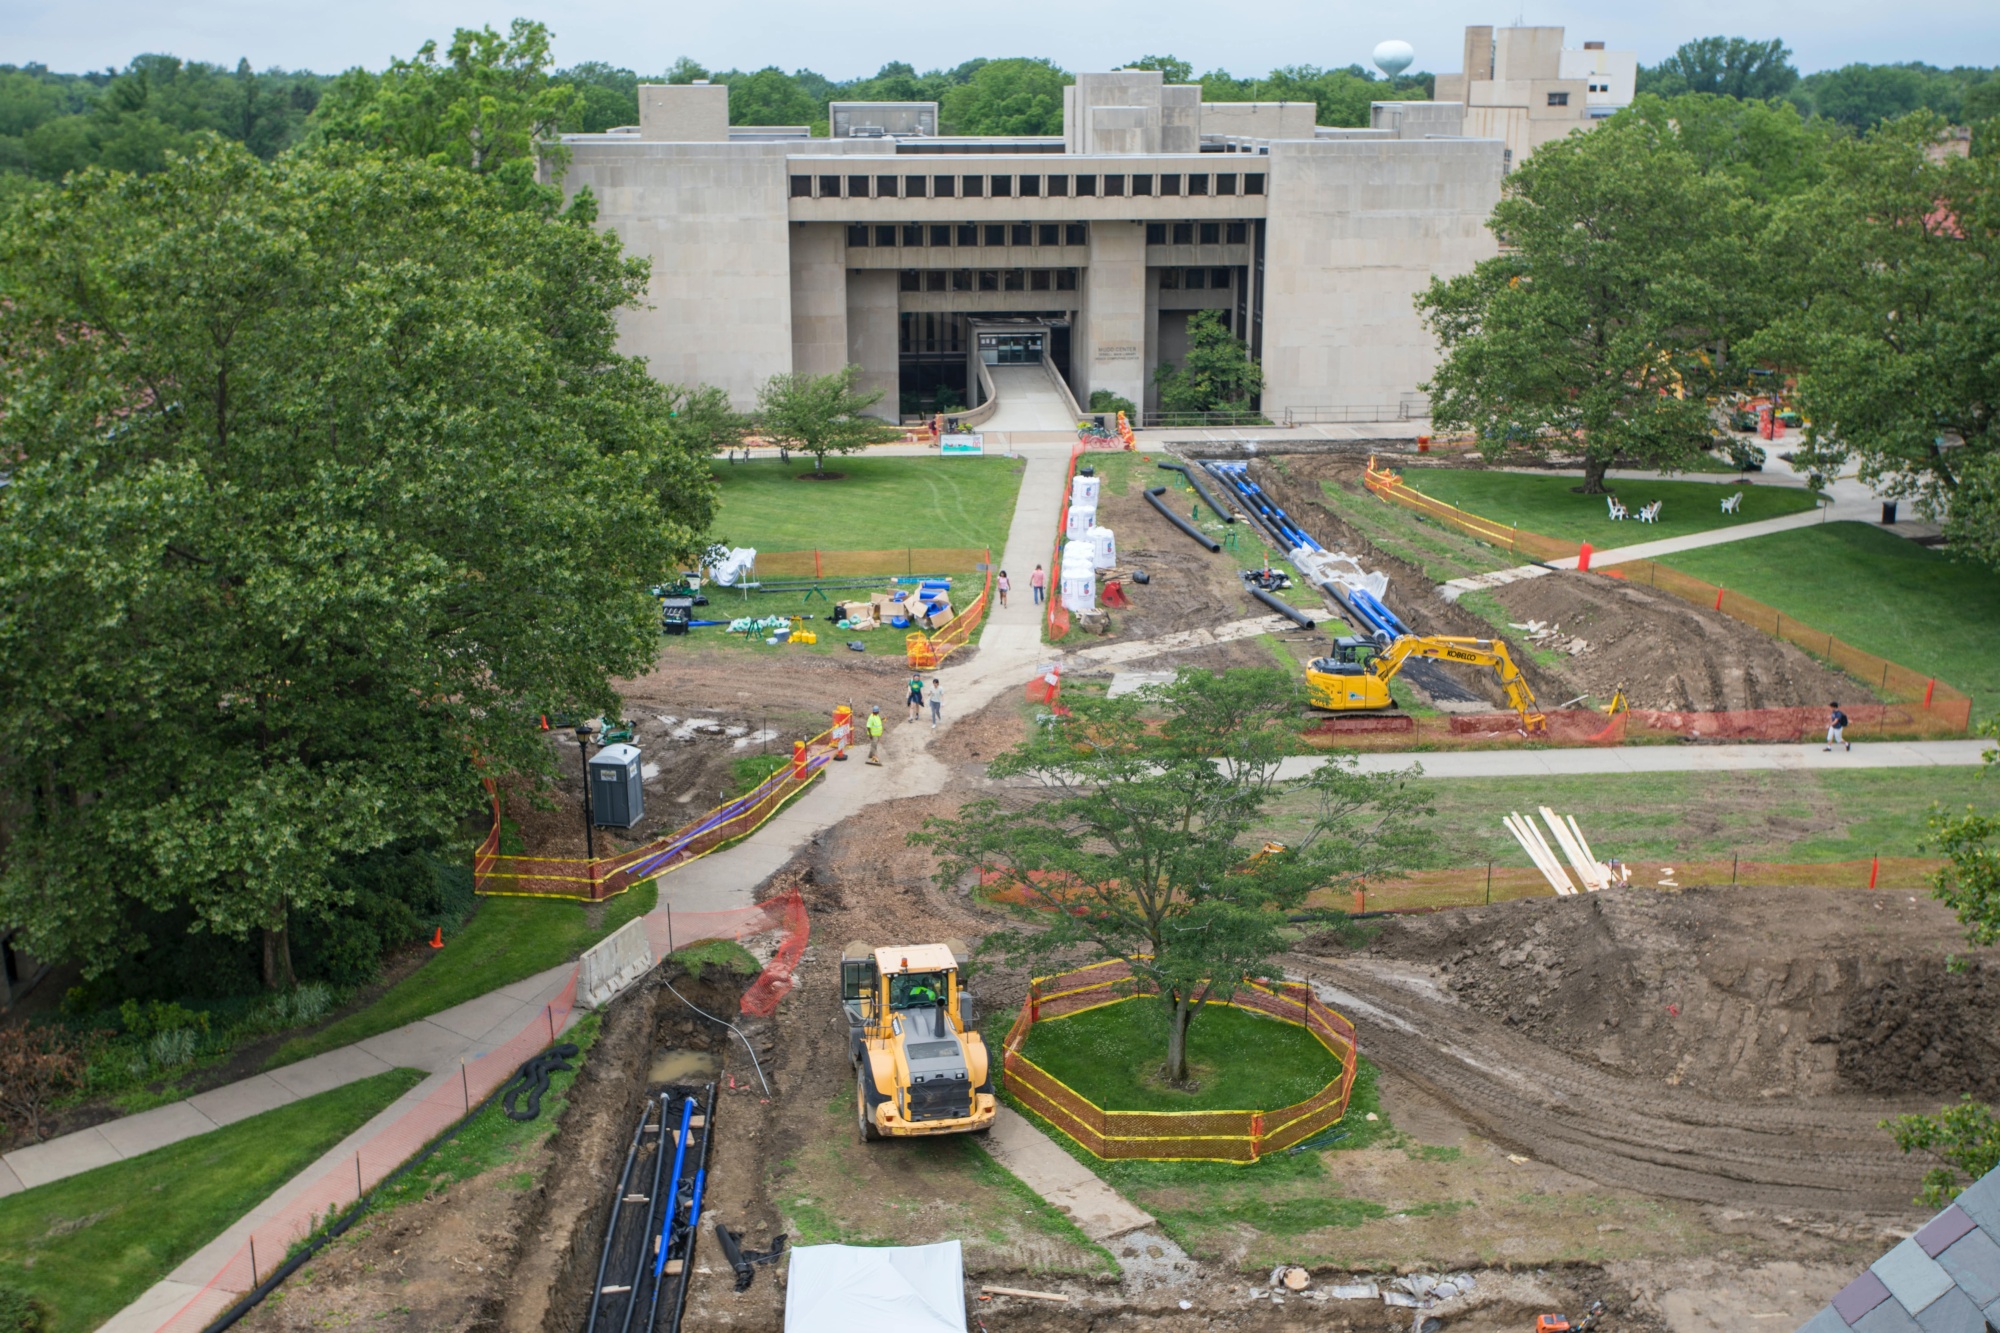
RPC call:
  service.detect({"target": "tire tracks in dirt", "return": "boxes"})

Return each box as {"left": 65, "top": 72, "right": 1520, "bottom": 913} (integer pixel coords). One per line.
{"left": 1284, "top": 951, "right": 1927, "bottom": 1214}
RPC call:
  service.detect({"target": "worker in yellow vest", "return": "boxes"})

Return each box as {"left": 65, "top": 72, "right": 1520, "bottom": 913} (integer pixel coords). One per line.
{"left": 865, "top": 706, "right": 885, "bottom": 766}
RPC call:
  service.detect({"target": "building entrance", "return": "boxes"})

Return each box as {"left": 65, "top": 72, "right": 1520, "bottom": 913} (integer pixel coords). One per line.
{"left": 978, "top": 330, "right": 1044, "bottom": 365}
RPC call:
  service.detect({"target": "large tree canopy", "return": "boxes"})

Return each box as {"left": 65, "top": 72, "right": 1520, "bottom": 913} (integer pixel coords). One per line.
{"left": 0, "top": 140, "right": 716, "bottom": 985}
{"left": 1639, "top": 37, "right": 1799, "bottom": 102}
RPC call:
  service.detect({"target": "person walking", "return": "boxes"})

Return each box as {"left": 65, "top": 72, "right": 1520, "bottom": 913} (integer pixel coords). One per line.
{"left": 997, "top": 570, "right": 1010, "bottom": 609}
{"left": 865, "top": 706, "right": 885, "bottom": 765}
{"left": 928, "top": 678, "right": 943, "bottom": 728}
{"left": 905, "top": 673, "right": 925, "bottom": 722}
{"left": 1825, "top": 701, "right": 1850, "bottom": 752}
{"left": 1030, "top": 564, "right": 1046, "bottom": 604}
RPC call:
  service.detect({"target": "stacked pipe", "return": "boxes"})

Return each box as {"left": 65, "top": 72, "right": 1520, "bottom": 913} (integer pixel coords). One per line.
{"left": 1154, "top": 461, "right": 1234, "bottom": 523}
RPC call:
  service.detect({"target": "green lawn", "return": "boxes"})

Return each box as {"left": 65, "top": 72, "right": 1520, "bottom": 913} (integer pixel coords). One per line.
{"left": 1398, "top": 468, "right": 1820, "bottom": 545}
{"left": 269, "top": 882, "right": 656, "bottom": 1068}
{"left": 677, "top": 581, "right": 980, "bottom": 659}
{"left": 708, "top": 455, "right": 1025, "bottom": 553}
{"left": 0, "top": 1068, "right": 422, "bottom": 1333}
{"left": 1018, "top": 997, "right": 1343, "bottom": 1113}
{"left": 1318, "top": 477, "right": 1520, "bottom": 583}
{"left": 1665, "top": 523, "right": 2000, "bottom": 708}
{"left": 1263, "top": 766, "right": 1995, "bottom": 867}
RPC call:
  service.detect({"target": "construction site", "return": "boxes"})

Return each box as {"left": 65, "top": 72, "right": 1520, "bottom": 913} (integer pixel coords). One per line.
{"left": 28, "top": 434, "right": 1997, "bottom": 1333}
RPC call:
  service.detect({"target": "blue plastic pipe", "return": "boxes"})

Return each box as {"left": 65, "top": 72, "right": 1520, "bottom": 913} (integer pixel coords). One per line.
{"left": 654, "top": 1097, "right": 696, "bottom": 1277}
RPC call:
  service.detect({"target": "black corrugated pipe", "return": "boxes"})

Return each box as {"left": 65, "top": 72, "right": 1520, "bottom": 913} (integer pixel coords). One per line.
{"left": 1143, "top": 486, "right": 1222, "bottom": 552}
{"left": 1155, "top": 461, "right": 1234, "bottom": 523}
{"left": 1249, "top": 585, "right": 1316, "bottom": 629}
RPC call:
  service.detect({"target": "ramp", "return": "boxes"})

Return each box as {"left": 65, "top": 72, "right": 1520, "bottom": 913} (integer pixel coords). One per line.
{"left": 981, "top": 364, "right": 1080, "bottom": 432}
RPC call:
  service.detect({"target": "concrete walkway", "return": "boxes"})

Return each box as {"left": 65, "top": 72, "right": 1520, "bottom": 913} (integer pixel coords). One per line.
{"left": 1275, "top": 738, "right": 1995, "bottom": 780}
{"left": 982, "top": 1106, "right": 1154, "bottom": 1241}
{"left": 981, "top": 365, "right": 1080, "bottom": 433}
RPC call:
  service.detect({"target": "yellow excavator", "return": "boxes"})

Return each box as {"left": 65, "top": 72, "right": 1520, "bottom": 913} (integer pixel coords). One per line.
{"left": 1305, "top": 634, "right": 1547, "bottom": 733}
{"left": 842, "top": 940, "right": 997, "bottom": 1142}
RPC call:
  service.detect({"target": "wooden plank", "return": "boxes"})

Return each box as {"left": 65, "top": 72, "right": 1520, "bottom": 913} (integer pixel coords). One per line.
{"left": 982, "top": 1285, "right": 1068, "bottom": 1303}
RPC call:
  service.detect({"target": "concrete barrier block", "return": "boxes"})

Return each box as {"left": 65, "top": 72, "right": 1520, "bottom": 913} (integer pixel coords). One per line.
{"left": 579, "top": 917, "right": 654, "bottom": 1009}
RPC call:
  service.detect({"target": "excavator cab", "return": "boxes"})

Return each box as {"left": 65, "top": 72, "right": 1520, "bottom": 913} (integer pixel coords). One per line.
{"left": 1308, "top": 636, "right": 1386, "bottom": 677}
{"left": 842, "top": 940, "right": 996, "bottom": 1142}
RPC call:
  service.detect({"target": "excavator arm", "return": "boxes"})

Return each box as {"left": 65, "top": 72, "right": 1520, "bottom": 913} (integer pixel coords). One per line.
{"left": 1373, "top": 636, "right": 1548, "bottom": 734}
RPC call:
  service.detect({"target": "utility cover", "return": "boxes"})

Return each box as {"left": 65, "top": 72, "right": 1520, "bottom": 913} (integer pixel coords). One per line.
{"left": 783, "top": 1240, "right": 965, "bottom": 1333}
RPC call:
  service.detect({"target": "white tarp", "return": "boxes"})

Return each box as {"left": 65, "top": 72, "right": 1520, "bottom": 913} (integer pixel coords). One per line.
{"left": 784, "top": 1240, "right": 966, "bottom": 1333}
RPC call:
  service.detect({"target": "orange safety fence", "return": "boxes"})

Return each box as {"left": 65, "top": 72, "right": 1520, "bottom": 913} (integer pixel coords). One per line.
{"left": 1045, "top": 440, "right": 1131, "bottom": 641}
{"left": 1361, "top": 460, "right": 1971, "bottom": 736}
{"left": 906, "top": 552, "right": 995, "bottom": 668}
{"left": 477, "top": 725, "right": 835, "bottom": 901}
{"left": 1002, "top": 958, "right": 1359, "bottom": 1162}
{"left": 749, "top": 547, "right": 989, "bottom": 579}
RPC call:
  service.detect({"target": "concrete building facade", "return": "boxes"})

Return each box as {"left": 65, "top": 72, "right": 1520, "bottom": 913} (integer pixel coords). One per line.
{"left": 1434, "top": 25, "right": 1635, "bottom": 170}
{"left": 557, "top": 69, "right": 1507, "bottom": 424}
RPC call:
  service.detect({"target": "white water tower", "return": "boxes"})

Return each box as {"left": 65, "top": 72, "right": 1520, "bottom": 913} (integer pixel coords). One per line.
{"left": 1372, "top": 39, "right": 1414, "bottom": 79}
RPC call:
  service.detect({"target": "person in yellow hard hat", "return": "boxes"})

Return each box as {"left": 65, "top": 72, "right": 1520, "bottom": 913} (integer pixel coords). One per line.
{"left": 865, "top": 706, "right": 885, "bottom": 766}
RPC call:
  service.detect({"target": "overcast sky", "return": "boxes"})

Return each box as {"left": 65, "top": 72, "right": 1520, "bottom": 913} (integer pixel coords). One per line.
{"left": 8, "top": 0, "right": 1998, "bottom": 79}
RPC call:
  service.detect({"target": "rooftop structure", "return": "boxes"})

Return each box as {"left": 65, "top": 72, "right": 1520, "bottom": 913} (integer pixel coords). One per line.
{"left": 1796, "top": 1166, "right": 2000, "bottom": 1333}
{"left": 1434, "top": 25, "right": 1636, "bottom": 169}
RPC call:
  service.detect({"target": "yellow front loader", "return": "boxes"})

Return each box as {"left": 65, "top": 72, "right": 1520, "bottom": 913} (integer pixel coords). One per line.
{"left": 841, "top": 941, "right": 997, "bottom": 1142}
{"left": 1305, "top": 633, "right": 1547, "bottom": 733}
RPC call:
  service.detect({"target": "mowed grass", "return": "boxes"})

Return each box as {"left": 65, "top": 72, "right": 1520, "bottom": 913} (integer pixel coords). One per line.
{"left": 269, "top": 881, "right": 656, "bottom": 1068}
{"left": 1665, "top": 523, "right": 2000, "bottom": 706}
{"left": 1398, "top": 468, "right": 1820, "bottom": 545}
{"left": 708, "top": 455, "right": 1025, "bottom": 553}
{"left": 1018, "top": 997, "right": 1344, "bottom": 1113}
{"left": 0, "top": 1068, "right": 422, "bottom": 1333}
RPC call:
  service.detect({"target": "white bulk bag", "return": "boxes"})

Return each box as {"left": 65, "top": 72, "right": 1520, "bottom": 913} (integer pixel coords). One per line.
{"left": 1087, "top": 525, "right": 1116, "bottom": 570}
{"left": 1071, "top": 474, "right": 1101, "bottom": 508}
{"left": 1065, "top": 502, "right": 1097, "bottom": 542}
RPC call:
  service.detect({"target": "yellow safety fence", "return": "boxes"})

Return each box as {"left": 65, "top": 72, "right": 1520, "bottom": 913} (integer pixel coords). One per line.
{"left": 907, "top": 552, "right": 994, "bottom": 669}
{"left": 751, "top": 547, "right": 990, "bottom": 578}
{"left": 1002, "top": 958, "right": 1359, "bottom": 1162}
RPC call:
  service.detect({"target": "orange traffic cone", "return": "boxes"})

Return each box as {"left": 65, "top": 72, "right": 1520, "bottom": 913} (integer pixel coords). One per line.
{"left": 430, "top": 927, "right": 444, "bottom": 949}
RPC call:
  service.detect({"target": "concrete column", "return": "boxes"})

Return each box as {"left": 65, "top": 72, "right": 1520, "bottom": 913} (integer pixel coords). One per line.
{"left": 790, "top": 223, "right": 848, "bottom": 379}
{"left": 846, "top": 269, "right": 900, "bottom": 422}
{"left": 1078, "top": 222, "right": 1147, "bottom": 415}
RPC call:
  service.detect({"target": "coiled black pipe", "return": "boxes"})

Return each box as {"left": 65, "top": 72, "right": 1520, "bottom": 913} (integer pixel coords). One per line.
{"left": 1143, "top": 487, "right": 1222, "bottom": 552}
{"left": 1249, "top": 585, "right": 1316, "bottom": 629}
{"left": 1155, "top": 461, "right": 1234, "bottom": 523}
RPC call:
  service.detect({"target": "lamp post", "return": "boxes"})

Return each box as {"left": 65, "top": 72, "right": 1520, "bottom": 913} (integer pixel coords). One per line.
{"left": 574, "top": 722, "right": 597, "bottom": 863}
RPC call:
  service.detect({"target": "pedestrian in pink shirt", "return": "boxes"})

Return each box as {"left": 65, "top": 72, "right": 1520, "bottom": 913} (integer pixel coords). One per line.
{"left": 1029, "top": 564, "right": 1046, "bottom": 604}
{"left": 997, "top": 570, "right": 1011, "bottom": 609}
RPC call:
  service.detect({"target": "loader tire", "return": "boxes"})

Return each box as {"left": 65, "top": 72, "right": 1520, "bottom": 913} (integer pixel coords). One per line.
{"left": 857, "top": 1069, "right": 883, "bottom": 1143}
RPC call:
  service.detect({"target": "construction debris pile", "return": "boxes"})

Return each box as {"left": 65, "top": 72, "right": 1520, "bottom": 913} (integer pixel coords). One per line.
{"left": 1510, "top": 618, "right": 1590, "bottom": 658}
{"left": 832, "top": 581, "right": 956, "bottom": 632}
{"left": 1504, "top": 807, "right": 1628, "bottom": 895}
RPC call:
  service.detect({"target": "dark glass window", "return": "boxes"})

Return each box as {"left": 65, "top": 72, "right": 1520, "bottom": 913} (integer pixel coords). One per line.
{"left": 1039, "top": 223, "right": 1060, "bottom": 246}
{"left": 1030, "top": 269, "right": 1051, "bottom": 291}
{"left": 1159, "top": 268, "right": 1180, "bottom": 289}
{"left": 906, "top": 174, "right": 928, "bottom": 198}
{"left": 956, "top": 223, "right": 977, "bottom": 246}
{"left": 1075, "top": 173, "right": 1097, "bottom": 196}
{"left": 1004, "top": 268, "right": 1025, "bottom": 291}
{"left": 900, "top": 269, "right": 920, "bottom": 291}
{"left": 1547, "top": 91, "right": 1569, "bottom": 106}
{"left": 877, "top": 174, "right": 900, "bottom": 197}
{"left": 934, "top": 175, "right": 956, "bottom": 197}
{"left": 991, "top": 174, "right": 1012, "bottom": 197}
{"left": 1212, "top": 268, "right": 1232, "bottom": 288}
{"left": 1217, "top": 172, "right": 1237, "bottom": 195}
{"left": 984, "top": 224, "right": 1005, "bottom": 246}
{"left": 876, "top": 225, "right": 897, "bottom": 246}
{"left": 1133, "top": 173, "right": 1154, "bottom": 196}
{"left": 1226, "top": 221, "right": 1247, "bottom": 244}
{"left": 1011, "top": 223, "right": 1031, "bottom": 246}
{"left": 790, "top": 175, "right": 812, "bottom": 198}
{"left": 848, "top": 175, "right": 871, "bottom": 197}
{"left": 1160, "top": 174, "right": 1182, "bottom": 196}
{"left": 930, "top": 224, "right": 951, "bottom": 246}
{"left": 1245, "top": 173, "right": 1266, "bottom": 194}
{"left": 1064, "top": 222, "right": 1087, "bottom": 246}
{"left": 902, "top": 223, "right": 924, "bottom": 246}
{"left": 1186, "top": 268, "right": 1207, "bottom": 289}
{"left": 1020, "top": 174, "right": 1041, "bottom": 197}
{"left": 952, "top": 269, "right": 972, "bottom": 291}
{"left": 1188, "top": 173, "right": 1209, "bottom": 195}
{"left": 1172, "top": 222, "right": 1194, "bottom": 245}
{"left": 819, "top": 175, "right": 842, "bottom": 197}
{"left": 1200, "top": 222, "right": 1220, "bottom": 244}
{"left": 1146, "top": 223, "right": 1167, "bottom": 245}
{"left": 1056, "top": 268, "right": 1078, "bottom": 290}
{"left": 963, "top": 175, "right": 984, "bottom": 197}
{"left": 1103, "top": 174, "right": 1125, "bottom": 196}
{"left": 978, "top": 269, "right": 999, "bottom": 291}
{"left": 925, "top": 270, "right": 947, "bottom": 292}
{"left": 846, "top": 224, "right": 869, "bottom": 246}
{"left": 1047, "top": 174, "right": 1069, "bottom": 196}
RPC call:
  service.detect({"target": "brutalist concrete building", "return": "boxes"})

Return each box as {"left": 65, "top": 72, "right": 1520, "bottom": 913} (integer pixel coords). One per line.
{"left": 555, "top": 69, "right": 1506, "bottom": 427}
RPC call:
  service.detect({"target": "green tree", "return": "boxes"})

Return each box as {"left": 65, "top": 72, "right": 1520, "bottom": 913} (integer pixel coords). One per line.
{"left": 940, "top": 58, "right": 1069, "bottom": 135}
{"left": 1200, "top": 64, "right": 1428, "bottom": 127}
{"left": 754, "top": 365, "right": 901, "bottom": 472}
{"left": 913, "top": 668, "right": 1430, "bottom": 1085}
{"left": 1640, "top": 37, "right": 1798, "bottom": 101}
{"left": 1925, "top": 715, "right": 2000, "bottom": 947}
{"left": 1418, "top": 115, "right": 1757, "bottom": 492}
{"left": 310, "top": 20, "right": 581, "bottom": 204}
{"left": 1885, "top": 1096, "right": 2000, "bottom": 1207}
{"left": 1751, "top": 116, "right": 2000, "bottom": 557}
{"left": 1622, "top": 92, "right": 1829, "bottom": 203}
{"left": 1791, "top": 63, "right": 1957, "bottom": 130}
{"left": 664, "top": 57, "right": 711, "bottom": 85}
{"left": 719, "top": 67, "right": 818, "bottom": 127}
{"left": 1124, "top": 55, "right": 1193, "bottom": 84}
{"left": 560, "top": 62, "right": 640, "bottom": 133}
{"left": 0, "top": 141, "right": 717, "bottom": 986}
{"left": 1154, "top": 311, "right": 1264, "bottom": 416}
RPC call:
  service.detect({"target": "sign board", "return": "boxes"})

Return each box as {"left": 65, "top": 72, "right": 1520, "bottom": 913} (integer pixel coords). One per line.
{"left": 940, "top": 434, "right": 984, "bottom": 455}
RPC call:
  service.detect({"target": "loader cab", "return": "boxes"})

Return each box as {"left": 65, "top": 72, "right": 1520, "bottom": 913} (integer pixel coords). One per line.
{"left": 1309, "top": 636, "right": 1385, "bottom": 677}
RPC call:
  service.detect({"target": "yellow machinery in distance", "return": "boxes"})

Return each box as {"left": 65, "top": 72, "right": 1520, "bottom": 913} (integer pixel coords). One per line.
{"left": 1305, "top": 634, "right": 1547, "bottom": 734}
{"left": 842, "top": 940, "right": 997, "bottom": 1142}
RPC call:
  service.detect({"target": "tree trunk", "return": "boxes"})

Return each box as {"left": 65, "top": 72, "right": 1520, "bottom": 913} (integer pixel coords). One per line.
{"left": 1164, "top": 994, "right": 1192, "bottom": 1085}
{"left": 261, "top": 904, "right": 295, "bottom": 991}
{"left": 1578, "top": 452, "right": 1612, "bottom": 494}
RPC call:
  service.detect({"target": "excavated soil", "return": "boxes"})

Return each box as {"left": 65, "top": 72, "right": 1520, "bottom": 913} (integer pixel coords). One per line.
{"left": 1488, "top": 575, "right": 1858, "bottom": 712}
{"left": 1291, "top": 884, "right": 1990, "bottom": 1214}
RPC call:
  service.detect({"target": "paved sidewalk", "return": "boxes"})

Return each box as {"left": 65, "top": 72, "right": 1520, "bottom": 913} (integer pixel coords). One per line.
{"left": 1275, "top": 738, "right": 1996, "bottom": 781}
